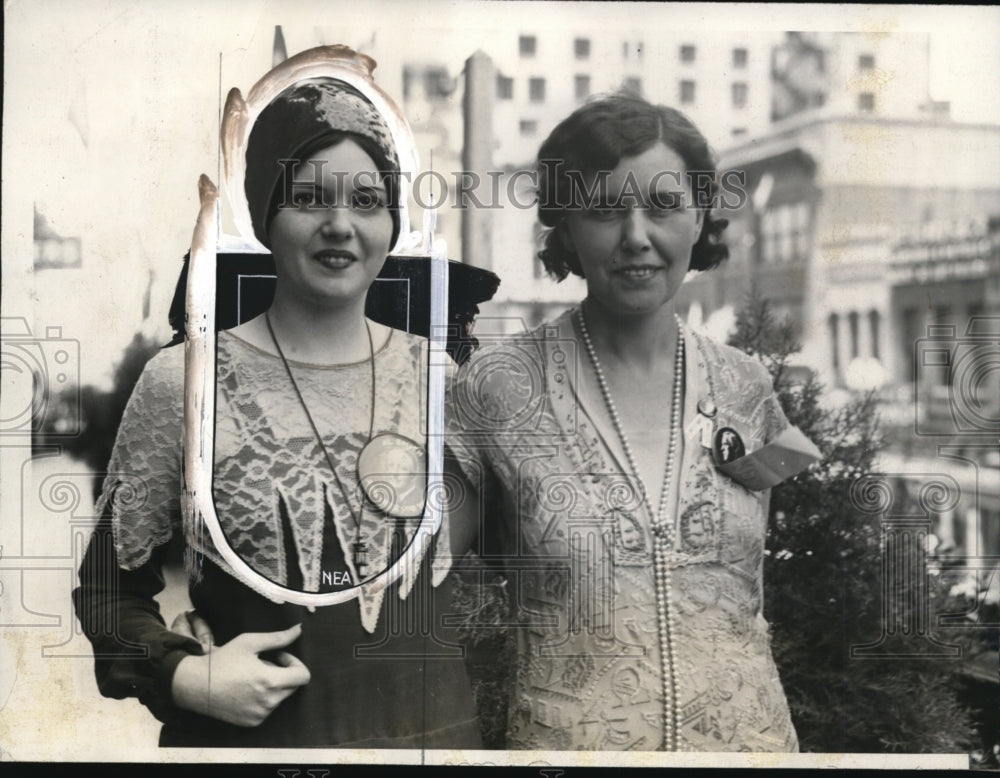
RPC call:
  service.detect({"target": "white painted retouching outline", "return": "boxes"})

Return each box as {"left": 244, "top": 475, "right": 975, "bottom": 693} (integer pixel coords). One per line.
{"left": 182, "top": 47, "right": 445, "bottom": 606}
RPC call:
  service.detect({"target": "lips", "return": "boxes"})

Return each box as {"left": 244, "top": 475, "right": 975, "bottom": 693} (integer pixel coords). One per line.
{"left": 313, "top": 248, "right": 358, "bottom": 270}
{"left": 615, "top": 265, "right": 662, "bottom": 280}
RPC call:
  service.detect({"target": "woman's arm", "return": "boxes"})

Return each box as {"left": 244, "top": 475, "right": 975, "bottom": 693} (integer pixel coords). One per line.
{"left": 74, "top": 346, "right": 310, "bottom": 729}
{"left": 72, "top": 512, "right": 204, "bottom": 727}
{"left": 73, "top": 513, "right": 312, "bottom": 728}
{"left": 445, "top": 452, "right": 483, "bottom": 558}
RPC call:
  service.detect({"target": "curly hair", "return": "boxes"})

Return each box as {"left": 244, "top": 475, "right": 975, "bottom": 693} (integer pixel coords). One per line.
{"left": 535, "top": 92, "right": 729, "bottom": 281}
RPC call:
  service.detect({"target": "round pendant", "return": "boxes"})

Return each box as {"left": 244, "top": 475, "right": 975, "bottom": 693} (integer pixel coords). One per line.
{"left": 697, "top": 398, "right": 717, "bottom": 419}
{"left": 712, "top": 427, "right": 745, "bottom": 465}
{"left": 357, "top": 433, "right": 427, "bottom": 517}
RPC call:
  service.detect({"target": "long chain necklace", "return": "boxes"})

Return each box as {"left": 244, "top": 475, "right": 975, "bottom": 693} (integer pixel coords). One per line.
{"left": 265, "top": 313, "right": 375, "bottom": 578}
{"left": 576, "top": 306, "right": 684, "bottom": 751}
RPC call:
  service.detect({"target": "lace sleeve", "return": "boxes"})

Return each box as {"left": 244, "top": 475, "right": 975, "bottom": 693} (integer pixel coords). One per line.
{"left": 97, "top": 345, "right": 185, "bottom": 570}
{"left": 761, "top": 387, "right": 791, "bottom": 444}
{"left": 443, "top": 347, "right": 511, "bottom": 563}
{"left": 746, "top": 359, "right": 790, "bottom": 445}
{"left": 443, "top": 353, "right": 492, "bottom": 497}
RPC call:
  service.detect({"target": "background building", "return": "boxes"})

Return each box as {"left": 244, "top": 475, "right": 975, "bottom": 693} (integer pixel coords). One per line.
{"left": 487, "top": 29, "right": 778, "bottom": 166}
{"left": 387, "top": 27, "right": 781, "bottom": 332}
{"left": 679, "top": 115, "right": 1000, "bottom": 388}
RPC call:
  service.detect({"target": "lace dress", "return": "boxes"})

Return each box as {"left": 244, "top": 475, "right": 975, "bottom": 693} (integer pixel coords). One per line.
{"left": 446, "top": 309, "right": 799, "bottom": 752}
{"left": 74, "top": 328, "right": 481, "bottom": 748}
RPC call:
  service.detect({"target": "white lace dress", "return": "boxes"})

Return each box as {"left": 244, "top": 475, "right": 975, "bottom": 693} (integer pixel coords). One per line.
{"left": 446, "top": 309, "right": 799, "bottom": 752}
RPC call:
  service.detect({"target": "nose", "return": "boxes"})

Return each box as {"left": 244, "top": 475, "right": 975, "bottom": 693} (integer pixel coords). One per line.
{"left": 320, "top": 206, "right": 354, "bottom": 239}
{"left": 621, "top": 209, "right": 651, "bottom": 254}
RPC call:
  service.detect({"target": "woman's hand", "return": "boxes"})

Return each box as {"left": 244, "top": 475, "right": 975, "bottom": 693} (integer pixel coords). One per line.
{"left": 171, "top": 609, "right": 215, "bottom": 652}
{"left": 170, "top": 624, "right": 311, "bottom": 727}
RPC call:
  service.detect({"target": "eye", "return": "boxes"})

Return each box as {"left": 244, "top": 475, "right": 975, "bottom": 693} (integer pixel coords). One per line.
{"left": 291, "top": 188, "right": 321, "bottom": 208}
{"left": 352, "top": 188, "right": 386, "bottom": 210}
{"left": 649, "top": 192, "right": 684, "bottom": 217}
{"left": 586, "top": 204, "right": 625, "bottom": 222}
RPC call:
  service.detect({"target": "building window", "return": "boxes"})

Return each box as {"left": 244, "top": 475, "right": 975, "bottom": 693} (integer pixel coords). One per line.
{"left": 574, "top": 74, "right": 591, "bottom": 101}
{"left": 424, "top": 67, "right": 451, "bottom": 98}
{"left": 858, "top": 92, "right": 875, "bottom": 112}
{"left": 574, "top": 37, "right": 590, "bottom": 59}
{"left": 760, "top": 202, "right": 810, "bottom": 264}
{"left": 829, "top": 314, "right": 840, "bottom": 373}
{"left": 901, "top": 307, "right": 918, "bottom": 381}
{"left": 793, "top": 202, "right": 810, "bottom": 258}
{"left": 858, "top": 53, "right": 875, "bottom": 70}
{"left": 848, "top": 312, "right": 860, "bottom": 360}
{"left": 778, "top": 206, "right": 793, "bottom": 262}
{"left": 680, "top": 44, "right": 696, "bottom": 63}
{"left": 529, "top": 77, "right": 546, "bottom": 103}
{"left": 732, "top": 47, "right": 748, "bottom": 68}
{"left": 622, "top": 41, "right": 643, "bottom": 59}
{"left": 680, "top": 80, "right": 696, "bottom": 104}
{"left": 868, "top": 310, "right": 881, "bottom": 361}
{"left": 496, "top": 75, "right": 513, "bottom": 100}
{"left": 623, "top": 76, "right": 642, "bottom": 95}
{"left": 519, "top": 119, "right": 538, "bottom": 136}
{"left": 731, "top": 82, "right": 748, "bottom": 109}
{"left": 761, "top": 209, "right": 777, "bottom": 263}
{"left": 519, "top": 35, "right": 536, "bottom": 57}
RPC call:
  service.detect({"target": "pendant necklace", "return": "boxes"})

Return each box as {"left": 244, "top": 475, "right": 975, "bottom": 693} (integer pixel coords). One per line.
{"left": 576, "top": 306, "right": 685, "bottom": 751}
{"left": 266, "top": 313, "right": 377, "bottom": 579}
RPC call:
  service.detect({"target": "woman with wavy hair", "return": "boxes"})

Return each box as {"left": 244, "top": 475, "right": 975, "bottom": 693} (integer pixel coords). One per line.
{"left": 447, "top": 93, "right": 814, "bottom": 752}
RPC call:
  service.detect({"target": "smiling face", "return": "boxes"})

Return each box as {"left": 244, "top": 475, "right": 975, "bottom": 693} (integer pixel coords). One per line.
{"left": 268, "top": 139, "right": 393, "bottom": 309}
{"left": 560, "top": 142, "right": 704, "bottom": 317}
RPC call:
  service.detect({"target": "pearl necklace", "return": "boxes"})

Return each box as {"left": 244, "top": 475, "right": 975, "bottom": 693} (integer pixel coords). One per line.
{"left": 576, "top": 307, "right": 684, "bottom": 751}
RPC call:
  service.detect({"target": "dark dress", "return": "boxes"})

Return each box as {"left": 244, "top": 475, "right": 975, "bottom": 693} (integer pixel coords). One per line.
{"left": 73, "top": 329, "right": 481, "bottom": 748}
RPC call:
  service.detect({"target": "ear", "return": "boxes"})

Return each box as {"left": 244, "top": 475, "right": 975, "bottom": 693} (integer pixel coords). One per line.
{"left": 556, "top": 219, "right": 576, "bottom": 253}
{"left": 553, "top": 218, "right": 585, "bottom": 278}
